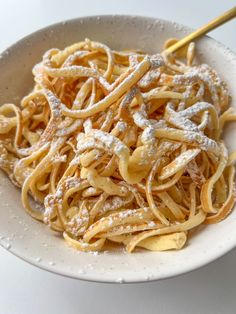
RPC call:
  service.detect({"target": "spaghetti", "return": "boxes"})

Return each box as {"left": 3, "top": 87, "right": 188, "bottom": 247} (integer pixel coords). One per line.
{"left": 0, "top": 38, "right": 236, "bottom": 253}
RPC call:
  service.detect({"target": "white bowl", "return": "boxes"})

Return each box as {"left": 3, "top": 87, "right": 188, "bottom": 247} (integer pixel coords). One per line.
{"left": 0, "top": 15, "right": 236, "bottom": 283}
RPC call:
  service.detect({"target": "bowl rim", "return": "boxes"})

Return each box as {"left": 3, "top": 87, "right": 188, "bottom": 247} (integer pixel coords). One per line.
{"left": 0, "top": 14, "right": 236, "bottom": 284}
{"left": 2, "top": 13, "right": 236, "bottom": 61}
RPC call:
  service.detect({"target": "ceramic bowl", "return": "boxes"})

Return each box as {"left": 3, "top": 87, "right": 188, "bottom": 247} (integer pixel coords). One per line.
{"left": 0, "top": 15, "right": 236, "bottom": 283}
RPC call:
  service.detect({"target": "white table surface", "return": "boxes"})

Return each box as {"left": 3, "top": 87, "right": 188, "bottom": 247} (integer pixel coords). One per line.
{"left": 0, "top": 1, "right": 236, "bottom": 313}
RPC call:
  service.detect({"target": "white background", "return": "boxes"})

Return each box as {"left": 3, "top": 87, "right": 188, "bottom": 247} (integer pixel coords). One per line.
{"left": 0, "top": 1, "right": 236, "bottom": 313}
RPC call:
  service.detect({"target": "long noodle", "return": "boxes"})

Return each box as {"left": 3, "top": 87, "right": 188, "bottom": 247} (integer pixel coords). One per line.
{"left": 0, "top": 38, "right": 235, "bottom": 253}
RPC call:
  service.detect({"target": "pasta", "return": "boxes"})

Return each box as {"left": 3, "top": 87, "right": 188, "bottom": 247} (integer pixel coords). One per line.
{"left": 0, "top": 37, "right": 236, "bottom": 253}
